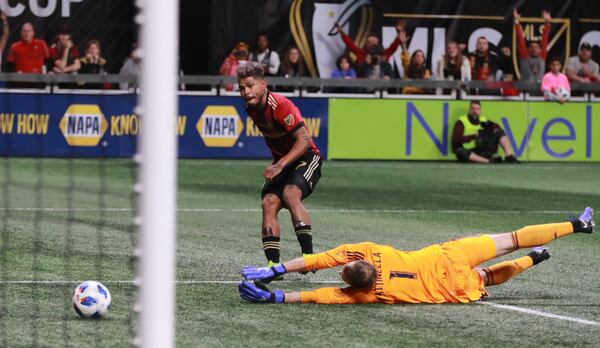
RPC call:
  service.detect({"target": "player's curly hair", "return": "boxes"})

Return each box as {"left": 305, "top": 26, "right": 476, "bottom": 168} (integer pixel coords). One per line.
{"left": 343, "top": 260, "right": 377, "bottom": 289}
{"left": 237, "top": 62, "right": 264, "bottom": 80}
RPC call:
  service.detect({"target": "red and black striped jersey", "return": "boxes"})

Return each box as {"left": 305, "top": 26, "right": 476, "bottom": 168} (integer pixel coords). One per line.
{"left": 245, "top": 91, "right": 320, "bottom": 161}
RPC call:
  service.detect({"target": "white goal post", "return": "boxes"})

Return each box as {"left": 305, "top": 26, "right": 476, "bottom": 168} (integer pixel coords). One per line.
{"left": 136, "top": 0, "right": 179, "bottom": 347}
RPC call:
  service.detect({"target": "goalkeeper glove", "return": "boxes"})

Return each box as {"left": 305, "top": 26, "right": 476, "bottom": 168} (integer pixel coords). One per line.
{"left": 241, "top": 263, "right": 286, "bottom": 282}
{"left": 239, "top": 280, "right": 285, "bottom": 303}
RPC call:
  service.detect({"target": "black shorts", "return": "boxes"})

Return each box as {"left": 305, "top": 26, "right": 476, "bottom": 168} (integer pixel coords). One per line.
{"left": 261, "top": 153, "right": 322, "bottom": 203}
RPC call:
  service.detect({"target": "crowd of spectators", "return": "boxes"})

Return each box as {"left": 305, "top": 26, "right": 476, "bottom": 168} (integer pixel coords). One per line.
{"left": 219, "top": 9, "right": 598, "bottom": 100}
{"left": 0, "top": 11, "right": 116, "bottom": 89}
{"left": 0, "top": 8, "right": 598, "bottom": 96}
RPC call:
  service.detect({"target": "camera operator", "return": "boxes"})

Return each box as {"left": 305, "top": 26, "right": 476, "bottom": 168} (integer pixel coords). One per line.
{"left": 219, "top": 41, "right": 250, "bottom": 91}
{"left": 452, "top": 101, "right": 520, "bottom": 164}
{"left": 357, "top": 44, "right": 392, "bottom": 79}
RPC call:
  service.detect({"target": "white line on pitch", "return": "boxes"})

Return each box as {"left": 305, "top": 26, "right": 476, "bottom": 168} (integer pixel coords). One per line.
{"left": 478, "top": 301, "right": 600, "bottom": 327}
{"left": 0, "top": 207, "right": 573, "bottom": 214}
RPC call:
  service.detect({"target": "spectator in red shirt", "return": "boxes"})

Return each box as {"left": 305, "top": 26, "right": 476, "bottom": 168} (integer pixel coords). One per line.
{"left": 49, "top": 27, "right": 80, "bottom": 74}
{"left": 7, "top": 22, "right": 49, "bottom": 73}
{"left": 219, "top": 41, "right": 250, "bottom": 91}
{"left": 335, "top": 20, "right": 404, "bottom": 65}
{"left": 514, "top": 9, "right": 550, "bottom": 82}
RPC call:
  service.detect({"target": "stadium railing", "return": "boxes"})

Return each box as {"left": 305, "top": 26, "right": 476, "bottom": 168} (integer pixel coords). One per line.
{"left": 1, "top": 73, "right": 600, "bottom": 101}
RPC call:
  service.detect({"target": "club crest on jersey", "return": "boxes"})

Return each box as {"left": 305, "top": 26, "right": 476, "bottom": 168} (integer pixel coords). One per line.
{"left": 284, "top": 114, "right": 295, "bottom": 126}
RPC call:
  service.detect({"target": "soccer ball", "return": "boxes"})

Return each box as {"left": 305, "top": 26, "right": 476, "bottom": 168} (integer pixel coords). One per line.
{"left": 72, "top": 281, "right": 112, "bottom": 318}
{"left": 555, "top": 87, "right": 570, "bottom": 100}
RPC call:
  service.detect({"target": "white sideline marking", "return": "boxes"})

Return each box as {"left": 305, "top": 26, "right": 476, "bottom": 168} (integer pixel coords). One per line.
{"left": 478, "top": 301, "right": 600, "bottom": 327}
{"left": 0, "top": 207, "right": 573, "bottom": 214}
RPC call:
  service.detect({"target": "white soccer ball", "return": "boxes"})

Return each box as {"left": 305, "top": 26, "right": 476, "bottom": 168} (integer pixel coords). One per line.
{"left": 72, "top": 281, "right": 112, "bottom": 318}
{"left": 555, "top": 87, "right": 570, "bottom": 100}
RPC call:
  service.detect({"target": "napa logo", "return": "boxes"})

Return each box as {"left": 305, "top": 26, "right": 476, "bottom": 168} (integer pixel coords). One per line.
{"left": 59, "top": 104, "right": 108, "bottom": 146}
{"left": 196, "top": 105, "right": 243, "bottom": 147}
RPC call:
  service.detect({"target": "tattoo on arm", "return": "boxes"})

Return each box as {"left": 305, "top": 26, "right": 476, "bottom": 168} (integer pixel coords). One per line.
{"left": 302, "top": 134, "right": 311, "bottom": 149}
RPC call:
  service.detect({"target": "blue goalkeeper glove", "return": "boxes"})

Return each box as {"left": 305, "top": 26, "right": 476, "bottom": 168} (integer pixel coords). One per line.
{"left": 239, "top": 280, "right": 285, "bottom": 303}
{"left": 241, "top": 263, "right": 286, "bottom": 282}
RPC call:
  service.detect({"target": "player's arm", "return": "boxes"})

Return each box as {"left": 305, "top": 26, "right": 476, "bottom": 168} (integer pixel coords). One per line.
{"left": 239, "top": 282, "right": 377, "bottom": 304}
{"left": 277, "top": 126, "right": 311, "bottom": 169}
{"left": 287, "top": 287, "right": 377, "bottom": 304}
{"left": 513, "top": 9, "right": 528, "bottom": 60}
{"left": 263, "top": 126, "right": 311, "bottom": 180}
{"left": 384, "top": 35, "right": 402, "bottom": 60}
{"left": 0, "top": 12, "right": 8, "bottom": 54}
{"left": 336, "top": 24, "right": 364, "bottom": 56}
{"left": 452, "top": 120, "right": 477, "bottom": 145}
{"left": 242, "top": 243, "right": 371, "bottom": 281}
{"left": 539, "top": 24, "right": 550, "bottom": 60}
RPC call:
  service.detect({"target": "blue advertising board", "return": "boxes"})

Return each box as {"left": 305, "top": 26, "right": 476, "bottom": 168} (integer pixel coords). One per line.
{"left": 0, "top": 93, "right": 329, "bottom": 159}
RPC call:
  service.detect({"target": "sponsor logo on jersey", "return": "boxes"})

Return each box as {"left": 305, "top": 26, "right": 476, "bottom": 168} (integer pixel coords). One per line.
{"left": 59, "top": 104, "right": 108, "bottom": 146}
{"left": 284, "top": 114, "right": 295, "bottom": 126}
{"left": 196, "top": 105, "right": 244, "bottom": 147}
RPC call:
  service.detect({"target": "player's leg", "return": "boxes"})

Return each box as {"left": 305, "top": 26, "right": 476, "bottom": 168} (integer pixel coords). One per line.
{"left": 469, "top": 152, "right": 492, "bottom": 164}
{"left": 477, "top": 247, "right": 550, "bottom": 286}
{"left": 455, "top": 207, "right": 594, "bottom": 267}
{"left": 261, "top": 175, "right": 285, "bottom": 266}
{"left": 262, "top": 193, "right": 283, "bottom": 265}
{"left": 489, "top": 208, "right": 593, "bottom": 257}
{"left": 455, "top": 147, "right": 491, "bottom": 164}
{"left": 282, "top": 154, "right": 322, "bottom": 256}
{"left": 499, "top": 135, "right": 519, "bottom": 162}
{"left": 283, "top": 185, "right": 313, "bottom": 254}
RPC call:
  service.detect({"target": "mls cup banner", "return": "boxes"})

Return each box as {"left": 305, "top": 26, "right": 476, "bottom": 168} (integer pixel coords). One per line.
{"left": 207, "top": 0, "right": 600, "bottom": 78}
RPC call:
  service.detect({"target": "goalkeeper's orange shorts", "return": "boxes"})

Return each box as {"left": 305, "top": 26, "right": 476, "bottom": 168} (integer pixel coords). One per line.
{"left": 439, "top": 235, "right": 497, "bottom": 302}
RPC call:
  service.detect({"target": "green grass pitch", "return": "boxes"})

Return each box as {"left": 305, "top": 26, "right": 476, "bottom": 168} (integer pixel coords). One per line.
{"left": 1, "top": 158, "right": 599, "bottom": 347}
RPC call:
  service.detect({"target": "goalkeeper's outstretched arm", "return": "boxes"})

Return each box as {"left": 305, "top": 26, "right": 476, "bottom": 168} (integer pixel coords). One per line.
{"left": 242, "top": 243, "right": 369, "bottom": 281}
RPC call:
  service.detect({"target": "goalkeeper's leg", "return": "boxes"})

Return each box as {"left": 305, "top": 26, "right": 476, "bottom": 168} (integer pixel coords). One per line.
{"left": 478, "top": 247, "right": 550, "bottom": 286}
{"left": 453, "top": 208, "right": 593, "bottom": 268}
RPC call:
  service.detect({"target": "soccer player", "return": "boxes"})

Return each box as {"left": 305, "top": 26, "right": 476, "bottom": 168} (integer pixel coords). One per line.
{"left": 239, "top": 207, "right": 594, "bottom": 304}
{"left": 237, "top": 62, "right": 322, "bottom": 274}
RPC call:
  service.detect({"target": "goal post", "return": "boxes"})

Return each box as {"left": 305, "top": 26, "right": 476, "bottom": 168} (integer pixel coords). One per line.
{"left": 136, "top": 0, "right": 179, "bottom": 347}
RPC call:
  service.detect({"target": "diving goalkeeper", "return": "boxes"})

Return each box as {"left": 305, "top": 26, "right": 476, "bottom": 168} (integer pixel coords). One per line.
{"left": 239, "top": 207, "right": 594, "bottom": 304}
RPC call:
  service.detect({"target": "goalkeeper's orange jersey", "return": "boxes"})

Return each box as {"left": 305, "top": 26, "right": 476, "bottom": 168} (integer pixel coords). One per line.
{"left": 301, "top": 242, "right": 486, "bottom": 304}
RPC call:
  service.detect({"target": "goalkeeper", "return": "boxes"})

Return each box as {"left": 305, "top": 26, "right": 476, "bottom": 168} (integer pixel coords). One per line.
{"left": 452, "top": 100, "right": 520, "bottom": 164}
{"left": 239, "top": 208, "right": 594, "bottom": 304}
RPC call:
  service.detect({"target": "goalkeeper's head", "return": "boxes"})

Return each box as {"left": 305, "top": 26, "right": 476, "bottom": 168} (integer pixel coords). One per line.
{"left": 340, "top": 260, "right": 377, "bottom": 289}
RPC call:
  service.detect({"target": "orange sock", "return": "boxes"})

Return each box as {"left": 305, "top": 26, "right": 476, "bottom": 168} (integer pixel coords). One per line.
{"left": 511, "top": 222, "right": 573, "bottom": 248}
{"left": 482, "top": 256, "right": 533, "bottom": 286}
